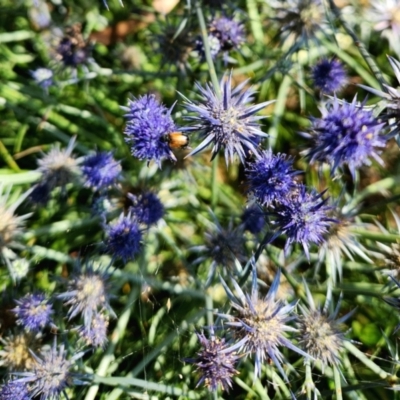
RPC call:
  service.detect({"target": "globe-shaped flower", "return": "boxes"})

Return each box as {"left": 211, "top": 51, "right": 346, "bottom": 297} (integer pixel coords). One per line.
{"left": 0, "top": 380, "right": 29, "bottom": 400}
{"left": 78, "top": 312, "right": 109, "bottom": 348}
{"left": 298, "top": 284, "right": 354, "bottom": 370}
{"left": 0, "top": 333, "right": 38, "bottom": 370}
{"left": 188, "top": 330, "right": 239, "bottom": 392}
{"left": 58, "top": 262, "right": 115, "bottom": 328}
{"left": 241, "top": 205, "right": 265, "bottom": 234}
{"left": 304, "top": 97, "right": 387, "bottom": 177}
{"left": 30, "top": 68, "right": 53, "bottom": 89}
{"left": 122, "top": 94, "right": 178, "bottom": 168}
{"left": 182, "top": 74, "right": 274, "bottom": 165}
{"left": 311, "top": 58, "right": 348, "bottom": 93}
{"left": 13, "top": 340, "right": 84, "bottom": 399}
{"left": 128, "top": 191, "right": 164, "bottom": 226}
{"left": 81, "top": 151, "right": 121, "bottom": 191}
{"left": 245, "top": 150, "right": 300, "bottom": 207}
{"left": 219, "top": 267, "right": 309, "bottom": 379}
{"left": 104, "top": 212, "right": 143, "bottom": 262}
{"left": 12, "top": 293, "right": 53, "bottom": 332}
{"left": 274, "top": 185, "right": 334, "bottom": 259}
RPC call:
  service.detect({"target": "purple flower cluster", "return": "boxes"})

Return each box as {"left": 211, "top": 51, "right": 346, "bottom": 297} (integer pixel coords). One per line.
{"left": 311, "top": 58, "right": 348, "bottom": 93}
{"left": 128, "top": 191, "right": 164, "bottom": 226}
{"left": 304, "top": 97, "right": 387, "bottom": 177}
{"left": 122, "top": 94, "right": 178, "bottom": 167}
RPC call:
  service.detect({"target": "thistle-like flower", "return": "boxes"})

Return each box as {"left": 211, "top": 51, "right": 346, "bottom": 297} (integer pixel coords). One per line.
{"left": 241, "top": 205, "right": 265, "bottom": 234}
{"left": 273, "top": 185, "right": 334, "bottom": 259}
{"left": 30, "top": 68, "right": 54, "bottom": 89}
{"left": 0, "top": 332, "right": 38, "bottom": 370}
{"left": 0, "top": 380, "right": 30, "bottom": 400}
{"left": 297, "top": 283, "right": 354, "bottom": 369}
{"left": 56, "top": 24, "right": 91, "bottom": 68}
{"left": 245, "top": 150, "right": 300, "bottom": 207}
{"left": 13, "top": 340, "right": 84, "bottom": 399}
{"left": 359, "top": 55, "right": 400, "bottom": 136}
{"left": 303, "top": 97, "right": 387, "bottom": 177}
{"left": 219, "top": 266, "right": 309, "bottom": 379}
{"left": 196, "top": 16, "right": 245, "bottom": 62}
{"left": 81, "top": 151, "right": 122, "bottom": 191}
{"left": 58, "top": 262, "right": 115, "bottom": 328}
{"left": 122, "top": 94, "right": 178, "bottom": 167}
{"left": 78, "top": 312, "right": 109, "bottom": 348}
{"left": 311, "top": 58, "right": 348, "bottom": 93}
{"left": 367, "top": 0, "right": 400, "bottom": 56}
{"left": 182, "top": 74, "right": 273, "bottom": 165}
{"left": 128, "top": 191, "right": 164, "bottom": 226}
{"left": 270, "top": 0, "right": 327, "bottom": 46}
{"left": 188, "top": 330, "right": 239, "bottom": 392}
{"left": 103, "top": 212, "right": 143, "bottom": 262}
{"left": 193, "top": 218, "right": 246, "bottom": 284}
{"left": 12, "top": 293, "right": 54, "bottom": 332}
{"left": 32, "top": 136, "right": 81, "bottom": 202}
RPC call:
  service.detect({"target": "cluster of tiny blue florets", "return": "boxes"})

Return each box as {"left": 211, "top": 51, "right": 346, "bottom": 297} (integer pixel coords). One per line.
{"left": 122, "top": 94, "right": 177, "bottom": 167}
{"left": 311, "top": 58, "right": 348, "bottom": 93}
{"left": 128, "top": 191, "right": 165, "bottom": 226}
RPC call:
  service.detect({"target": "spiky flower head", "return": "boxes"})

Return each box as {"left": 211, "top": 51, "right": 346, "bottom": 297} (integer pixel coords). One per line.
{"left": 128, "top": 191, "right": 164, "bottom": 226}
{"left": 245, "top": 150, "right": 300, "bottom": 207}
{"left": 30, "top": 68, "right": 53, "bottom": 89}
{"left": 368, "top": 0, "right": 400, "bottom": 56}
{"left": 57, "top": 262, "right": 115, "bottom": 328}
{"left": 81, "top": 151, "right": 122, "bottom": 191}
{"left": 34, "top": 136, "right": 81, "bottom": 201}
{"left": 303, "top": 97, "right": 387, "bottom": 178}
{"left": 298, "top": 284, "right": 354, "bottom": 369}
{"left": 182, "top": 74, "right": 273, "bottom": 165}
{"left": 122, "top": 94, "right": 178, "bottom": 168}
{"left": 13, "top": 340, "right": 83, "bottom": 399}
{"left": 78, "top": 312, "right": 109, "bottom": 348}
{"left": 194, "top": 218, "right": 246, "bottom": 285}
{"left": 219, "top": 266, "right": 309, "bottom": 379}
{"left": 103, "top": 211, "right": 143, "bottom": 262}
{"left": 241, "top": 205, "right": 265, "bottom": 234}
{"left": 271, "top": 0, "right": 326, "bottom": 45}
{"left": 359, "top": 55, "right": 400, "bottom": 136}
{"left": 0, "top": 380, "right": 30, "bottom": 400}
{"left": 311, "top": 58, "right": 348, "bottom": 93}
{"left": 189, "top": 329, "right": 239, "bottom": 392}
{"left": 12, "top": 293, "right": 53, "bottom": 332}
{"left": 56, "top": 24, "right": 91, "bottom": 67}
{"left": 0, "top": 333, "right": 38, "bottom": 370}
{"left": 273, "top": 185, "right": 333, "bottom": 259}
{"left": 0, "top": 185, "right": 31, "bottom": 252}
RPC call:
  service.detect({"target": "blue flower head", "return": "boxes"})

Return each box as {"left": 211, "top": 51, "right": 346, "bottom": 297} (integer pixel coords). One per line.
{"left": 274, "top": 185, "right": 334, "bottom": 259}
{"left": 0, "top": 380, "right": 30, "bottom": 400}
{"left": 241, "top": 205, "right": 265, "bottom": 234}
{"left": 219, "top": 266, "right": 309, "bottom": 380}
{"left": 13, "top": 340, "right": 84, "bottom": 399}
{"left": 305, "top": 97, "right": 387, "bottom": 177}
{"left": 182, "top": 74, "right": 274, "bottom": 166}
{"left": 311, "top": 58, "right": 348, "bottom": 93}
{"left": 122, "top": 94, "right": 178, "bottom": 168}
{"left": 30, "top": 68, "right": 53, "bottom": 89}
{"left": 78, "top": 313, "right": 109, "bottom": 348}
{"left": 104, "top": 212, "right": 143, "bottom": 262}
{"left": 57, "top": 261, "right": 115, "bottom": 328}
{"left": 12, "top": 293, "right": 53, "bottom": 332}
{"left": 189, "top": 329, "right": 239, "bottom": 392}
{"left": 82, "top": 151, "right": 122, "bottom": 191}
{"left": 128, "top": 191, "right": 164, "bottom": 226}
{"left": 245, "top": 150, "right": 300, "bottom": 207}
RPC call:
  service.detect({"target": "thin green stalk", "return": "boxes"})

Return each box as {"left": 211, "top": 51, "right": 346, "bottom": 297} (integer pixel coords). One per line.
{"left": 211, "top": 153, "right": 219, "bottom": 209}
{"left": 0, "top": 139, "right": 20, "bottom": 171}
{"left": 84, "top": 286, "right": 140, "bottom": 400}
{"left": 333, "top": 364, "right": 343, "bottom": 400}
{"left": 327, "top": 0, "right": 386, "bottom": 89}
{"left": 195, "top": 1, "right": 220, "bottom": 98}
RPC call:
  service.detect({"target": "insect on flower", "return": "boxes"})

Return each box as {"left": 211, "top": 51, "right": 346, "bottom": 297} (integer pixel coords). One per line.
{"left": 165, "top": 131, "right": 189, "bottom": 149}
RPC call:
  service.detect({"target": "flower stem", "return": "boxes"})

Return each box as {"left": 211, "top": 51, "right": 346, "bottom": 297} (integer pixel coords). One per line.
{"left": 333, "top": 364, "right": 343, "bottom": 400}
{"left": 195, "top": 1, "right": 221, "bottom": 99}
